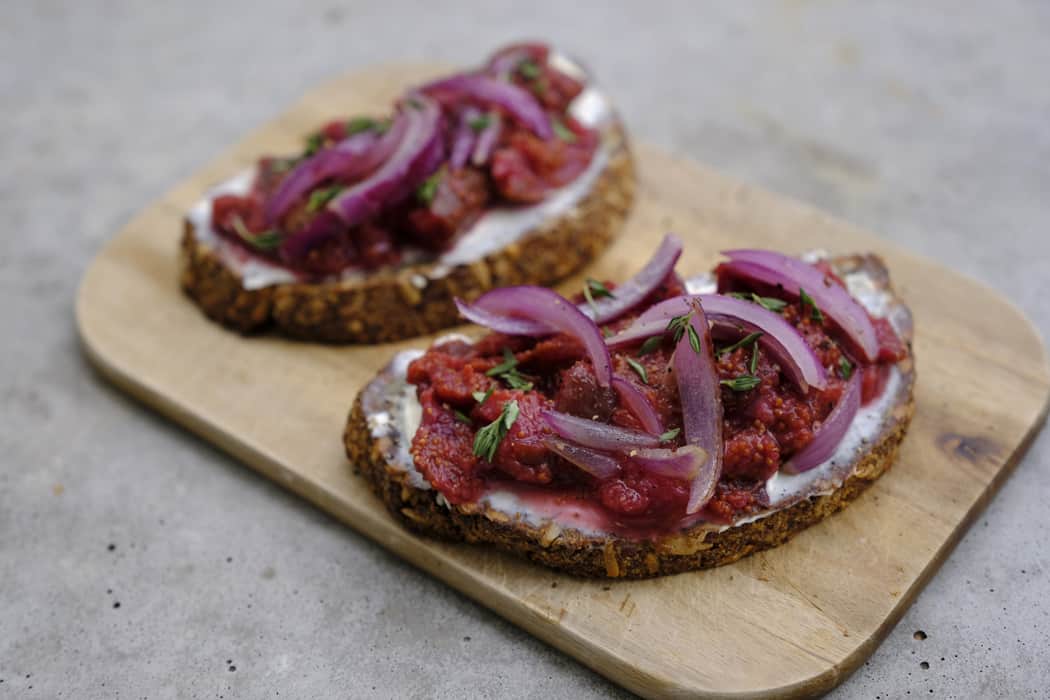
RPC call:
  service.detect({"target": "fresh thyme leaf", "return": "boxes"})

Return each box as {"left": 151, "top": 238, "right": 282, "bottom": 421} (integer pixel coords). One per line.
{"left": 667, "top": 313, "right": 691, "bottom": 344}
{"left": 468, "top": 114, "right": 492, "bottom": 133}
{"left": 586, "top": 278, "right": 615, "bottom": 300}
{"left": 346, "top": 116, "right": 378, "bottom": 135}
{"left": 553, "top": 120, "right": 577, "bottom": 143}
{"left": 518, "top": 59, "right": 541, "bottom": 80}
{"left": 659, "top": 428, "right": 681, "bottom": 443}
{"left": 231, "top": 216, "right": 283, "bottom": 251}
{"left": 756, "top": 295, "right": 788, "bottom": 312}
{"left": 625, "top": 358, "right": 649, "bottom": 385}
{"left": 472, "top": 400, "right": 519, "bottom": 462}
{"left": 484, "top": 348, "right": 533, "bottom": 390}
{"left": 453, "top": 409, "right": 473, "bottom": 425}
{"left": 306, "top": 185, "right": 342, "bottom": 212}
{"left": 502, "top": 369, "right": 533, "bottom": 391}
{"left": 721, "top": 375, "right": 762, "bottom": 392}
{"left": 637, "top": 336, "right": 664, "bottom": 356}
{"left": 417, "top": 167, "right": 444, "bottom": 204}
{"left": 729, "top": 291, "right": 789, "bottom": 313}
{"left": 716, "top": 331, "right": 763, "bottom": 357}
{"left": 304, "top": 132, "right": 324, "bottom": 157}
{"left": 472, "top": 387, "right": 495, "bottom": 404}
{"left": 750, "top": 344, "right": 760, "bottom": 375}
{"left": 686, "top": 324, "right": 702, "bottom": 354}
{"left": 800, "top": 287, "right": 824, "bottom": 323}
{"left": 582, "top": 278, "right": 613, "bottom": 313}
{"left": 838, "top": 356, "right": 854, "bottom": 380}
{"left": 485, "top": 348, "right": 518, "bottom": 377}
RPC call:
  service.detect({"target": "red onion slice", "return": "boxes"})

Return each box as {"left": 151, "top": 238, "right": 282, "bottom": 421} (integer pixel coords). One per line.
{"left": 421, "top": 74, "right": 553, "bottom": 139}
{"left": 462, "top": 286, "right": 612, "bottom": 386}
{"left": 485, "top": 43, "right": 547, "bottom": 78}
{"left": 721, "top": 250, "right": 879, "bottom": 363}
{"left": 449, "top": 106, "right": 480, "bottom": 169}
{"left": 264, "top": 130, "right": 376, "bottom": 224}
{"left": 326, "top": 94, "right": 444, "bottom": 227}
{"left": 470, "top": 111, "right": 502, "bottom": 166}
{"left": 629, "top": 446, "right": 709, "bottom": 482}
{"left": 456, "top": 234, "right": 686, "bottom": 337}
{"left": 583, "top": 234, "right": 683, "bottom": 325}
{"left": 264, "top": 120, "right": 406, "bottom": 225}
{"left": 542, "top": 438, "right": 620, "bottom": 480}
{"left": 454, "top": 297, "right": 543, "bottom": 335}
{"left": 672, "top": 300, "right": 723, "bottom": 514}
{"left": 782, "top": 371, "right": 861, "bottom": 474}
{"left": 607, "top": 294, "right": 827, "bottom": 392}
{"left": 611, "top": 378, "right": 664, "bottom": 435}
{"left": 542, "top": 410, "right": 662, "bottom": 451}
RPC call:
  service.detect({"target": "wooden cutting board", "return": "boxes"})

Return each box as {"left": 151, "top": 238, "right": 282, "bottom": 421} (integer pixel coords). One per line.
{"left": 76, "top": 64, "right": 1050, "bottom": 699}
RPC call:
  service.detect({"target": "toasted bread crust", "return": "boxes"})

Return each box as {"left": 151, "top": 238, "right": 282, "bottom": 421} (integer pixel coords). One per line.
{"left": 344, "top": 376, "right": 914, "bottom": 579}
{"left": 180, "top": 134, "right": 635, "bottom": 344}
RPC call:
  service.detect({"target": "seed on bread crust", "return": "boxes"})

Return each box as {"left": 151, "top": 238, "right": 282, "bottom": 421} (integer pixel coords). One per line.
{"left": 179, "top": 128, "right": 635, "bottom": 344}
{"left": 342, "top": 254, "right": 916, "bottom": 579}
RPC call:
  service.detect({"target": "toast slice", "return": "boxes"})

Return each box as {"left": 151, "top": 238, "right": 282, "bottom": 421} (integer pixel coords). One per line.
{"left": 344, "top": 254, "right": 915, "bottom": 578}
{"left": 180, "top": 46, "right": 634, "bottom": 344}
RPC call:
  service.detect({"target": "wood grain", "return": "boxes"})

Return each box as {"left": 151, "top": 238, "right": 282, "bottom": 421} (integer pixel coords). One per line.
{"left": 75, "top": 64, "right": 1050, "bottom": 699}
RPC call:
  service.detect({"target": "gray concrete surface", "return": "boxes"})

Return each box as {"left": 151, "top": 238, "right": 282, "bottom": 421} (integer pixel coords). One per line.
{"left": 2, "top": 1, "right": 1048, "bottom": 697}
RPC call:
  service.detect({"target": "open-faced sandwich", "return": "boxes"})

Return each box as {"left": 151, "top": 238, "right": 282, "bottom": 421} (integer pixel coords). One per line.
{"left": 345, "top": 235, "right": 914, "bottom": 578}
{"left": 181, "top": 42, "right": 633, "bottom": 343}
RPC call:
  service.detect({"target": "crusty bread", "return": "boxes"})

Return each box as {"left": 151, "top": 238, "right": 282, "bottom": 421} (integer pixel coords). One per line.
{"left": 179, "top": 128, "right": 634, "bottom": 344}
{"left": 342, "top": 254, "right": 915, "bottom": 578}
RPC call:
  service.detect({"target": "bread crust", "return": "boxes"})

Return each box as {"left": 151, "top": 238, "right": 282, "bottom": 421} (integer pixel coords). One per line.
{"left": 180, "top": 130, "right": 635, "bottom": 344}
{"left": 342, "top": 254, "right": 916, "bottom": 579}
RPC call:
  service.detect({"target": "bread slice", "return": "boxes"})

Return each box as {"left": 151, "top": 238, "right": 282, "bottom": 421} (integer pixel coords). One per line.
{"left": 179, "top": 46, "right": 635, "bottom": 344}
{"left": 180, "top": 138, "right": 633, "bottom": 343}
{"left": 343, "top": 254, "right": 915, "bottom": 578}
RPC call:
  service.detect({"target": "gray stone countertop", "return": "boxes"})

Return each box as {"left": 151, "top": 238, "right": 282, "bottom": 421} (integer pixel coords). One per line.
{"left": 2, "top": 2, "right": 1047, "bottom": 698}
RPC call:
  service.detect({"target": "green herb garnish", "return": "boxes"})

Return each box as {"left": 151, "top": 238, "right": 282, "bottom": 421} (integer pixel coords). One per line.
{"left": 472, "top": 387, "right": 495, "bottom": 404}
{"left": 637, "top": 336, "right": 664, "bottom": 356}
{"left": 668, "top": 312, "right": 702, "bottom": 353}
{"left": 800, "top": 288, "right": 824, "bottom": 323}
{"left": 346, "top": 116, "right": 378, "bottom": 135}
{"left": 553, "top": 120, "right": 577, "bottom": 143}
{"left": 518, "top": 59, "right": 541, "bottom": 80}
{"left": 486, "top": 348, "right": 518, "bottom": 377}
{"left": 304, "top": 132, "right": 324, "bottom": 157}
{"left": 626, "top": 358, "right": 649, "bottom": 385}
{"left": 468, "top": 114, "right": 492, "bottom": 133}
{"left": 659, "top": 428, "right": 681, "bottom": 443}
{"left": 231, "top": 216, "right": 283, "bottom": 251}
{"left": 721, "top": 375, "right": 762, "bottom": 392}
{"left": 729, "top": 291, "right": 788, "bottom": 313}
{"left": 473, "top": 400, "right": 519, "bottom": 462}
{"left": 485, "top": 349, "right": 533, "bottom": 390}
{"left": 667, "top": 313, "right": 692, "bottom": 344}
{"left": 306, "top": 185, "right": 342, "bottom": 212}
{"left": 838, "top": 356, "right": 854, "bottom": 380}
{"left": 583, "top": 278, "right": 614, "bottom": 313}
{"left": 501, "top": 369, "right": 534, "bottom": 391}
{"left": 453, "top": 409, "right": 473, "bottom": 425}
{"left": 716, "top": 331, "right": 763, "bottom": 357}
{"left": 417, "top": 168, "right": 444, "bottom": 204}
{"left": 750, "top": 344, "right": 760, "bottom": 375}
